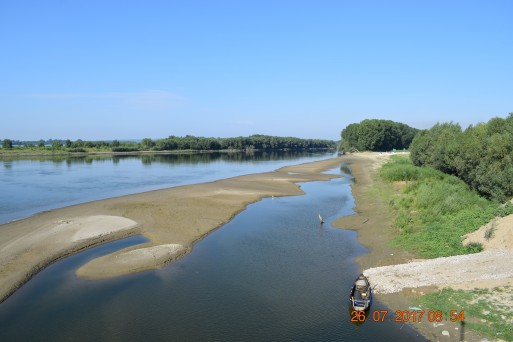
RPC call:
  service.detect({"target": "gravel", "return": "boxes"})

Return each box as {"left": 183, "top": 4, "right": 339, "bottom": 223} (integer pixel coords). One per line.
{"left": 364, "top": 249, "right": 513, "bottom": 294}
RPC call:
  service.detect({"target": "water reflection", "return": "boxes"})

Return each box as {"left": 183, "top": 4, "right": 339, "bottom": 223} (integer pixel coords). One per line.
{"left": 0, "top": 151, "right": 335, "bottom": 224}
{"left": 0, "top": 151, "right": 328, "bottom": 167}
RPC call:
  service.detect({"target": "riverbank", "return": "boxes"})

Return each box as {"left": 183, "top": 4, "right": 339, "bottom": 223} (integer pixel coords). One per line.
{"left": 332, "top": 153, "right": 452, "bottom": 340}
{"left": 0, "top": 157, "right": 343, "bottom": 303}
{"left": 332, "top": 152, "right": 414, "bottom": 269}
{"left": 333, "top": 152, "right": 511, "bottom": 341}
{"left": 0, "top": 148, "right": 335, "bottom": 158}
{"left": 0, "top": 149, "right": 251, "bottom": 158}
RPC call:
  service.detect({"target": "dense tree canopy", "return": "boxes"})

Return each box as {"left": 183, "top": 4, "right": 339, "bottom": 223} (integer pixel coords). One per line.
{"left": 152, "top": 134, "right": 336, "bottom": 151}
{"left": 410, "top": 113, "right": 513, "bottom": 202}
{"left": 2, "top": 139, "right": 13, "bottom": 149}
{"left": 1, "top": 135, "right": 336, "bottom": 153}
{"left": 340, "top": 119, "right": 418, "bottom": 152}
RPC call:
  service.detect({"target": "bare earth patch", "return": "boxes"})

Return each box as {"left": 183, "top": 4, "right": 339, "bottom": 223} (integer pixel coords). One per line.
{"left": 463, "top": 214, "right": 513, "bottom": 251}
{"left": 364, "top": 249, "right": 513, "bottom": 294}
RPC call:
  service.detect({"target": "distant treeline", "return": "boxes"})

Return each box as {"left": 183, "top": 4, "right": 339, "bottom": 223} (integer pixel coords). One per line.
{"left": 1, "top": 135, "right": 336, "bottom": 153}
{"left": 145, "top": 135, "right": 335, "bottom": 151}
{"left": 340, "top": 119, "right": 419, "bottom": 152}
{"left": 410, "top": 113, "right": 513, "bottom": 202}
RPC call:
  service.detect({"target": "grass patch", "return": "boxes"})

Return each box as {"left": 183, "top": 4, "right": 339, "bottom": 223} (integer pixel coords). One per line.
{"left": 379, "top": 156, "right": 513, "bottom": 257}
{"left": 378, "top": 156, "right": 513, "bottom": 340}
{"left": 417, "top": 288, "right": 513, "bottom": 341}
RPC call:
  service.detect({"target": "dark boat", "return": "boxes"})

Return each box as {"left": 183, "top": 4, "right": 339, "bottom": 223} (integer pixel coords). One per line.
{"left": 349, "top": 274, "right": 372, "bottom": 311}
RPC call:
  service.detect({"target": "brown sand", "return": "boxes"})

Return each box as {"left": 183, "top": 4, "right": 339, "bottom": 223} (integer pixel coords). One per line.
{"left": 0, "top": 157, "right": 343, "bottom": 303}
{"left": 463, "top": 214, "right": 513, "bottom": 251}
{"left": 332, "top": 152, "right": 414, "bottom": 270}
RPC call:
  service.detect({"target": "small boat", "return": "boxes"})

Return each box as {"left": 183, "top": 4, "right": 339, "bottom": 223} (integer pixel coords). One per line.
{"left": 349, "top": 274, "right": 372, "bottom": 311}
{"left": 318, "top": 214, "right": 324, "bottom": 223}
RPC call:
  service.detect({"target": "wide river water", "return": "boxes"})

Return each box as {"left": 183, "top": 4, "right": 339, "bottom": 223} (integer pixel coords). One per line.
{"left": 0, "top": 152, "right": 425, "bottom": 341}
{"left": 0, "top": 151, "right": 333, "bottom": 224}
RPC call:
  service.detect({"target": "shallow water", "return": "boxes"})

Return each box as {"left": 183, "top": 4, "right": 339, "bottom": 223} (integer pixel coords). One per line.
{"left": 0, "top": 151, "right": 333, "bottom": 224}
{"left": 0, "top": 168, "right": 426, "bottom": 341}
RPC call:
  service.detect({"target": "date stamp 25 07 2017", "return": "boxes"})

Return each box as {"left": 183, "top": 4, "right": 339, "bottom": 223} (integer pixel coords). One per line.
{"left": 351, "top": 309, "right": 465, "bottom": 323}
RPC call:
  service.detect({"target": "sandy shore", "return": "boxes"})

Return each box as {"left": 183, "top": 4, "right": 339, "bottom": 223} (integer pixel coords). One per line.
{"left": 332, "top": 152, "right": 415, "bottom": 269}
{"left": 0, "top": 157, "right": 343, "bottom": 303}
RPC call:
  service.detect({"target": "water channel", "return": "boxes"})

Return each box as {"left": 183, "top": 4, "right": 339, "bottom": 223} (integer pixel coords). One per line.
{"left": 0, "top": 153, "right": 425, "bottom": 341}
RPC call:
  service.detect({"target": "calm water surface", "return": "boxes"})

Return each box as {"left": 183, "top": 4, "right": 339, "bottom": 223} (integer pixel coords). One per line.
{"left": 0, "top": 151, "right": 334, "bottom": 224}
{"left": 0, "top": 166, "right": 426, "bottom": 341}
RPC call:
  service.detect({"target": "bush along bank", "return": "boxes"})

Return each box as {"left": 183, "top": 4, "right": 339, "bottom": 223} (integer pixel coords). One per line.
{"left": 379, "top": 155, "right": 513, "bottom": 258}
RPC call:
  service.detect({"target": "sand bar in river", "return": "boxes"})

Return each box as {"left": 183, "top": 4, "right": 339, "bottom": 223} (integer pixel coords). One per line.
{"left": 0, "top": 157, "right": 343, "bottom": 303}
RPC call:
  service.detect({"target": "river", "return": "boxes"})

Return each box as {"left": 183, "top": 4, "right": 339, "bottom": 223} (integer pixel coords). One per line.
{"left": 0, "top": 151, "right": 333, "bottom": 224}
{"left": 0, "top": 152, "right": 425, "bottom": 341}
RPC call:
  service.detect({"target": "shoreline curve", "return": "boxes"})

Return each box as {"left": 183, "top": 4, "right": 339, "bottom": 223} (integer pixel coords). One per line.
{"left": 0, "top": 157, "right": 343, "bottom": 303}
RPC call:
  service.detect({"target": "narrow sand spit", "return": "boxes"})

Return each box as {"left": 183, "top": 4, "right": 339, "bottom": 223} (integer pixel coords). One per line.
{"left": 0, "top": 215, "right": 138, "bottom": 303}
{"left": 0, "top": 157, "right": 343, "bottom": 303}
{"left": 77, "top": 244, "right": 186, "bottom": 278}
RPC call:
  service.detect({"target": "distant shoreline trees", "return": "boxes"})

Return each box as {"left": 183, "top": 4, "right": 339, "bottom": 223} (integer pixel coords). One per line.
{"left": 340, "top": 119, "right": 419, "bottom": 152}
{"left": 150, "top": 134, "right": 335, "bottom": 151}
{"left": 1, "top": 135, "right": 336, "bottom": 154}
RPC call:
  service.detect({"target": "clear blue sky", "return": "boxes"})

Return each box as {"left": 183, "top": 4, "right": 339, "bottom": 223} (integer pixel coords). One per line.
{"left": 1, "top": 0, "right": 512, "bottom": 141}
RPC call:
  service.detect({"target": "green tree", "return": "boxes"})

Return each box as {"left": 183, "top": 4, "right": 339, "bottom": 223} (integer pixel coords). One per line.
{"left": 150, "top": 135, "right": 335, "bottom": 152}
{"left": 38, "top": 139, "right": 45, "bottom": 148}
{"left": 2, "top": 139, "right": 13, "bottom": 149}
{"left": 340, "top": 119, "right": 418, "bottom": 152}
{"left": 2, "top": 139, "right": 12, "bottom": 150}
{"left": 410, "top": 122, "right": 462, "bottom": 173}
{"left": 140, "top": 138, "right": 155, "bottom": 149}
{"left": 52, "top": 140, "right": 62, "bottom": 150}
{"left": 409, "top": 113, "right": 513, "bottom": 202}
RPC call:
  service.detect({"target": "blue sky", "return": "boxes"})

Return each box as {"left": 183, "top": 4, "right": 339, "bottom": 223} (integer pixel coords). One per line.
{"left": 1, "top": 1, "right": 512, "bottom": 141}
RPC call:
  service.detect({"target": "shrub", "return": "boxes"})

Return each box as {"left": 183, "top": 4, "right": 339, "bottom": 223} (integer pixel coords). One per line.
{"left": 112, "top": 147, "right": 139, "bottom": 152}
{"left": 68, "top": 148, "right": 86, "bottom": 153}
{"left": 381, "top": 156, "right": 504, "bottom": 257}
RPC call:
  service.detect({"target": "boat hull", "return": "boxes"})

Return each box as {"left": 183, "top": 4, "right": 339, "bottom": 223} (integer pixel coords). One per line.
{"left": 349, "top": 274, "right": 372, "bottom": 311}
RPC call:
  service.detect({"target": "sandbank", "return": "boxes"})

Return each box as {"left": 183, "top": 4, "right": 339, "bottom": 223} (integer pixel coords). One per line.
{"left": 0, "top": 157, "right": 343, "bottom": 303}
